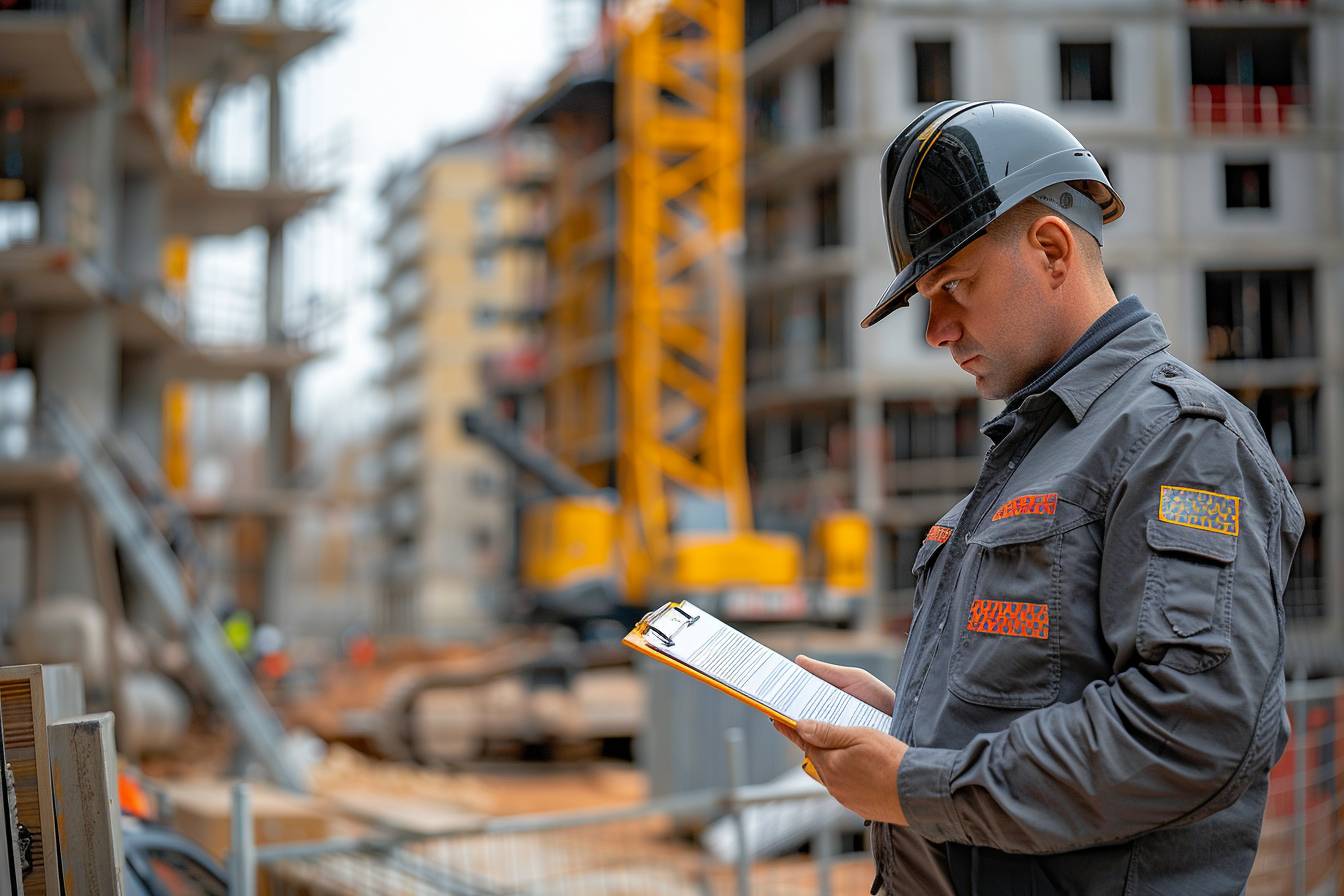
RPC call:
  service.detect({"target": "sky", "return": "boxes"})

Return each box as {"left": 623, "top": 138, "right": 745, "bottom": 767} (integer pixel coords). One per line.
{"left": 257, "top": 0, "right": 572, "bottom": 463}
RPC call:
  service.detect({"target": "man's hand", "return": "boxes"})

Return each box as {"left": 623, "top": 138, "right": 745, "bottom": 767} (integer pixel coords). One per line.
{"left": 774, "top": 718, "right": 909, "bottom": 825}
{"left": 795, "top": 654, "right": 895, "bottom": 716}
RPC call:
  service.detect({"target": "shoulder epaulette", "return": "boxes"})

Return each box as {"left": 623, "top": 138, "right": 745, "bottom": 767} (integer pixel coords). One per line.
{"left": 1151, "top": 362, "right": 1228, "bottom": 422}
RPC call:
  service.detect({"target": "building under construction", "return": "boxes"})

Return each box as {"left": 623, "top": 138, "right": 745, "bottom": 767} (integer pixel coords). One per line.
{"left": 0, "top": 0, "right": 339, "bottom": 761}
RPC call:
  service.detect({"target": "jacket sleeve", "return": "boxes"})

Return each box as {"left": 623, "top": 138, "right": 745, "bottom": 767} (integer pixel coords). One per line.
{"left": 896, "top": 414, "right": 1301, "bottom": 854}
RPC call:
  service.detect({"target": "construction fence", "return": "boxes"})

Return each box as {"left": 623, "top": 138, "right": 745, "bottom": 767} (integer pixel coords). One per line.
{"left": 225, "top": 680, "right": 1344, "bottom": 895}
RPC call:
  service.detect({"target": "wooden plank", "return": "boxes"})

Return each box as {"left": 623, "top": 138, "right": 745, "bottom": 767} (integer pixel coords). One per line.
{"left": 0, "top": 697, "right": 23, "bottom": 896}
{"left": 49, "top": 712, "right": 124, "bottom": 896}
{"left": 0, "top": 664, "right": 60, "bottom": 895}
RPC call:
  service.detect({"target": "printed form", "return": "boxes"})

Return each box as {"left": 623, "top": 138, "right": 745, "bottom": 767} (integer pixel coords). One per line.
{"left": 644, "top": 601, "right": 892, "bottom": 732}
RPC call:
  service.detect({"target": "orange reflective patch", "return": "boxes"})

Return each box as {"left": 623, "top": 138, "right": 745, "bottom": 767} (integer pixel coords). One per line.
{"left": 966, "top": 599, "right": 1050, "bottom": 640}
{"left": 1159, "top": 485, "right": 1239, "bottom": 536}
{"left": 991, "top": 492, "right": 1058, "bottom": 521}
{"left": 925, "top": 525, "right": 953, "bottom": 543}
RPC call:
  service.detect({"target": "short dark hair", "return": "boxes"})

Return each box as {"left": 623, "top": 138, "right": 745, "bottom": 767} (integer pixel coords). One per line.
{"left": 989, "top": 198, "right": 1103, "bottom": 269}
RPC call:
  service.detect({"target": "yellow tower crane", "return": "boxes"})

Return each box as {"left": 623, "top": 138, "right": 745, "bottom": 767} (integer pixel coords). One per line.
{"left": 474, "top": 0, "right": 871, "bottom": 624}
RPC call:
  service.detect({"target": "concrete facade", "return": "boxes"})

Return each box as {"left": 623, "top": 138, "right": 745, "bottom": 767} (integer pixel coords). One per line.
{"left": 375, "top": 136, "right": 543, "bottom": 636}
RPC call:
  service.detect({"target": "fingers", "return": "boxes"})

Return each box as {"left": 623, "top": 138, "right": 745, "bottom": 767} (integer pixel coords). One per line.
{"left": 773, "top": 720, "right": 806, "bottom": 751}
{"left": 796, "top": 654, "right": 851, "bottom": 685}
{"left": 796, "top": 720, "right": 863, "bottom": 749}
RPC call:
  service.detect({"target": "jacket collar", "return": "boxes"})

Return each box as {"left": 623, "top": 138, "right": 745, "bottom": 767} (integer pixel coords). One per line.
{"left": 983, "top": 309, "right": 1172, "bottom": 439}
{"left": 1047, "top": 311, "right": 1171, "bottom": 423}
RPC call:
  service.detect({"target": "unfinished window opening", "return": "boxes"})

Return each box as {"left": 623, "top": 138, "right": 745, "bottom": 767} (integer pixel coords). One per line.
{"left": 1224, "top": 161, "right": 1272, "bottom": 209}
{"left": 1059, "top": 41, "right": 1114, "bottom": 102}
{"left": 1284, "top": 514, "right": 1324, "bottom": 620}
{"left": 814, "top": 178, "right": 841, "bottom": 248}
{"left": 1204, "top": 269, "right": 1314, "bottom": 361}
{"left": 1231, "top": 387, "right": 1319, "bottom": 486}
{"left": 817, "top": 55, "right": 838, "bottom": 130}
{"left": 914, "top": 41, "right": 954, "bottom": 104}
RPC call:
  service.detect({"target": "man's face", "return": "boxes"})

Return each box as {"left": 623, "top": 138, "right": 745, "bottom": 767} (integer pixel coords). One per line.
{"left": 915, "top": 229, "right": 1065, "bottom": 400}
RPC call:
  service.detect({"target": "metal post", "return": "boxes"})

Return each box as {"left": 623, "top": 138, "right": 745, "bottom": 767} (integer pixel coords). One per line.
{"left": 1291, "top": 668, "right": 1307, "bottom": 896}
{"left": 724, "top": 727, "right": 750, "bottom": 896}
{"left": 229, "top": 782, "right": 256, "bottom": 896}
{"left": 813, "top": 820, "right": 835, "bottom": 896}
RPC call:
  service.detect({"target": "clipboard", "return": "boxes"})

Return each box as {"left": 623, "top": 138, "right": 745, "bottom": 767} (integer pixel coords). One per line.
{"left": 623, "top": 601, "right": 823, "bottom": 782}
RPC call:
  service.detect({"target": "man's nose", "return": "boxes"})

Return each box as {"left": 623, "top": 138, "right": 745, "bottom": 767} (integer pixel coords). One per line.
{"left": 925, "top": 297, "right": 961, "bottom": 349}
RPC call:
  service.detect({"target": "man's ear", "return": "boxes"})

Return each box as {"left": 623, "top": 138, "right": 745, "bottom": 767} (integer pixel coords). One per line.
{"left": 1028, "top": 215, "right": 1073, "bottom": 289}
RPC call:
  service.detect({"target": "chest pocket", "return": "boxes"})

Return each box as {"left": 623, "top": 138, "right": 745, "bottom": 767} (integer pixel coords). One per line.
{"left": 950, "top": 497, "right": 1094, "bottom": 709}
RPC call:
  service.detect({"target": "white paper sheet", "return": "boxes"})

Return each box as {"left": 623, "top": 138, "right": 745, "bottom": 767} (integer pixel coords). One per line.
{"left": 642, "top": 600, "right": 892, "bottom": 732}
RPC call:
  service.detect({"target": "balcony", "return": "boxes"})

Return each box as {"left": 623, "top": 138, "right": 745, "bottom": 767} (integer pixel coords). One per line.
{"left": 0, "top": 0, "right": 114, "bottom": 105}
{"left": 1190, "top": 85, "right": 1309, "bottom": 133}
{"left": 165, "top": 169, "right": 334, "bottom": 239}
{"left": 0, "top": 245, "right": 106, "bottom": 308}
{"left": 744, "top": 245, "right": 855, "bottom": 299}
{"left": 746, "top": 129, "right": 855, "bottom": 195}
{"left": 1188, "top": 25, "right": 1310, "bottom": 133}
{"left": 166, "top": 12, "right": 339, "bottom": 91}
{"left": 115, "top": 286, "right": 189, "bottom": 352}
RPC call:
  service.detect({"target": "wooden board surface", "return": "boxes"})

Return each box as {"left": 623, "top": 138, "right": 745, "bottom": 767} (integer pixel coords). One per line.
{"left": 0, "top": 665, "right": 58, "bottom": 895}
{"left": 49, "top": 712, "right": 124, "bottom": 896}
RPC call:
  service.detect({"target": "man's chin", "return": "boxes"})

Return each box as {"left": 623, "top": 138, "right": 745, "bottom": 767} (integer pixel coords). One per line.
{"left": 968, "top": 373, "right": 997, "bottom": 400}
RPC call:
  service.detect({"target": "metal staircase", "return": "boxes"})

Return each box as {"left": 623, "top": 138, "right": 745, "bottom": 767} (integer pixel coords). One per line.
{"left": 42, "top": 398, "right": 307, "bottom": 791}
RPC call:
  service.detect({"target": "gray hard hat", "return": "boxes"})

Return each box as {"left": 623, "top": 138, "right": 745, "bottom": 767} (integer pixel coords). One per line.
{"left": 863, "top": 100, "right": 1124, "bottom": 329}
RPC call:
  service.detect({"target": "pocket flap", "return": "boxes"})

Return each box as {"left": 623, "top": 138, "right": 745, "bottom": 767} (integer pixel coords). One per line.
{"left": 912, "top": 536, "right": 947, "bottom": 576}
{"left": 1146, "top": 518, "right": 1237, "bottom": 564}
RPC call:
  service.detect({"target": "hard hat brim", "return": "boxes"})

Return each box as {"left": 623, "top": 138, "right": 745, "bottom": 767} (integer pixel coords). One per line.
{"left": 860, "top": 224, "right": 989, "bottom": 329}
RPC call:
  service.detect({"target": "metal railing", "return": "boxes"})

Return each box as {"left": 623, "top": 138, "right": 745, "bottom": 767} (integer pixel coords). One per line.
{"left": 231, "top": 729, "right": 869, "bottom": 896}
{"left": 224, "top": 680, "right": 1344, "bottom": 895}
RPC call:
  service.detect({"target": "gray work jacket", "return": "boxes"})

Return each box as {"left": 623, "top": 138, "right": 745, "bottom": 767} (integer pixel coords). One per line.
{"left": 872, "top": 311, "right": 1304, "bottom": 895}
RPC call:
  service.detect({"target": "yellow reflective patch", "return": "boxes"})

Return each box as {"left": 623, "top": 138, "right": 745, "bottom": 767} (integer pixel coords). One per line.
{"left": 1159, "top": 486, "right": 1239, "bottom": 537}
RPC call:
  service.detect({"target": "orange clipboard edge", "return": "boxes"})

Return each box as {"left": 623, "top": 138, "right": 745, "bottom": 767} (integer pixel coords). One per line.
{"left": 623, "top": 603, "right": 822, "bottom": 783}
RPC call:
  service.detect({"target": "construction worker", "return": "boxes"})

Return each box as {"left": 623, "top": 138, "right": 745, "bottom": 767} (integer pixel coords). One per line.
{"left": 773, "top": 101, "right": 1303, "bottom": 894}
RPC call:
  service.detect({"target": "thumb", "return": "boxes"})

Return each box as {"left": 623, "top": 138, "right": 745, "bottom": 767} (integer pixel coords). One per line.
{"left": 795, "top": 719, "right": 857, "bottom": 749}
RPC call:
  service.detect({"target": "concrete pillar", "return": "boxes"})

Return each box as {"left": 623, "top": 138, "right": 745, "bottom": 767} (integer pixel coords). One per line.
{"left": 120, "top": 355, "right": 166, "bottom": 461}
{"left": 34, "top": 310, "right": 119, "bottom": 602}
{"left": 1318, "top": 259, "right": 1344, "bottom": 646}
{"left": 118, "top": 175, "right": 164, "bottom": 293}
{"left": 853, "top": 395, "right": 884, "bottom": 630}
{"left": 260, "top": 60, "right": 291, "bottom": 623}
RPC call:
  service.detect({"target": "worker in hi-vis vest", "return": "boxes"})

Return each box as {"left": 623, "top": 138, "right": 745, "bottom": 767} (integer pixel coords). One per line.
{"left": 774, "top": 101, "right": 1303, "bottom": 895}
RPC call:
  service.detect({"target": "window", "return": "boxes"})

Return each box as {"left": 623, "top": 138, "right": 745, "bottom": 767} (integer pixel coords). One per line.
{"left": 1284, "top": 514, "right": 1323, "bottom": 619}
{"left": 1189, "top": 27, "right": 1309, "bottom": 90}
{"left": 473, "top": 305, "right": 501, "bottom": 328}
{"left": 814, "top": 283, "right": 849, "bottom": 371}
{"left": 814, "top": 178, "right": 841, "bottom": 248}
{"left": 914, "top": 41, "right": 954, "bottom": 104}
{"left": 1225, "top": 162, "right": 1272, "bottom": 209}
{"left": 1231, "top": 386, "right": 1319, "bottom": 485}
{"left": 750, "top": 79, "right": 782, "bottom": 144}
{"left": 473, "top": 251, "right": 497, "bottom": 279}
{"left": 474, "top": 197, "right": 497, "bottom": 233}
{"left": 1060, "top": 42, "right": 1114, "bottom": 102}
{"left": 885, "top": 398, "right": 983, "bottom": 462}
{"left": 1204, "top": 269, "right": 1314, "bottom": 360}
{"left": 817, "top": 55, "right": 837, "bottom": 130}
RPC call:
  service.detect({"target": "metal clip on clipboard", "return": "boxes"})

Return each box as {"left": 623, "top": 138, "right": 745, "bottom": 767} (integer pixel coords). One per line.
{"left": 643, "top": 602, "right": 701, "bottom": 648}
